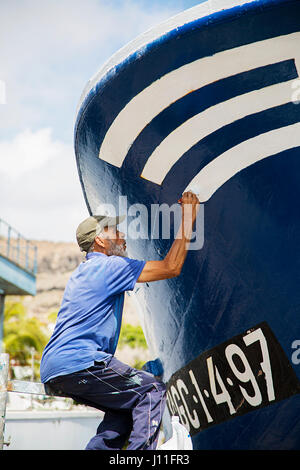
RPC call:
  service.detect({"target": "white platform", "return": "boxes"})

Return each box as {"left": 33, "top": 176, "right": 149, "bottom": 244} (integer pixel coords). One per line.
{"left": 4, "top": 409, "right": 103, "bottom": 450}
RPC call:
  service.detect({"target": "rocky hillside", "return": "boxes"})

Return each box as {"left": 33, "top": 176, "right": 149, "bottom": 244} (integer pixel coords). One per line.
{"left": 15, "top": 240, "right": 150, "bottom": 366}
{"left": 20, "top": 240, "right": 84, "bottom": 319}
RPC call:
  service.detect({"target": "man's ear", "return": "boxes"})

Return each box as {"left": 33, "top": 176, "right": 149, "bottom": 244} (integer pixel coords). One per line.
{"left": 94, "top": 236, "right": 106, "bottom": 248}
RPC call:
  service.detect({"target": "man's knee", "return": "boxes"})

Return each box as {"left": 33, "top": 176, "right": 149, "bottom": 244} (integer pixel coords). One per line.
{"left": 137, "top": 369, "right": 166, "bottom": 393}
{"left": 154, "top": 379, "right": 166, "bottom": 396}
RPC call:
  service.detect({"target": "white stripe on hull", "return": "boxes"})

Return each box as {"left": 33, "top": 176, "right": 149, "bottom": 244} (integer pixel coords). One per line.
{"left": 184, "top": 122, "right": 300, "bottom": 202}
{"left": 142, "top": 80, "right": 296, "bottom": 184}
{"left": 98, "top": 32, "right": 300, "bottom": 169}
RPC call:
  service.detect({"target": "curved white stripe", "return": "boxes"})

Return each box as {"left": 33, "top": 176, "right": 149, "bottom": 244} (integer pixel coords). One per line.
{"left": 77, "top": 0, "right": 247, "bottom": 113}
{"left": 142, "top": 80, "right": 295, "bottom": 184}
{"left": 98, "top": 32, "right": 300, "bottom": 167}
{"left": 184, "top": 122, "right": 300, "bottom": 202}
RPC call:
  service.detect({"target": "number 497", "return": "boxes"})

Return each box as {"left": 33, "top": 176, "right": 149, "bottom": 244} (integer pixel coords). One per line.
{"left": 207, "top": 328, "right": 275, "bottom": 414}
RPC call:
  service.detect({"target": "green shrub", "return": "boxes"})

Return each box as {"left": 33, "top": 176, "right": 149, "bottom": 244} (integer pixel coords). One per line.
{"left": 118, "top": 323, "right": 147, "bottom": 349}
{"left": 3, "top": 301, "right": 49, "bottom": 366}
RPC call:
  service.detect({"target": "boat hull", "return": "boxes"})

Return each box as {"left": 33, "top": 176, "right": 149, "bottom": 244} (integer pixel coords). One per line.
{"left": 74, "top": 0, "right": 300, "bottom": 449}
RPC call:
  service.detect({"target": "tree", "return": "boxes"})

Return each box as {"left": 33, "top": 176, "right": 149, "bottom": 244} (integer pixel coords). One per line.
{"left": 3, "top": 300, "right": 49, "bottom": 367}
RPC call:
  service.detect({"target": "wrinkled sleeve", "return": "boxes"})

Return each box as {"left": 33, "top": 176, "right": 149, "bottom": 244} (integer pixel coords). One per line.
{"left": 105, "top": 256, "right": 146, "bottom": 295}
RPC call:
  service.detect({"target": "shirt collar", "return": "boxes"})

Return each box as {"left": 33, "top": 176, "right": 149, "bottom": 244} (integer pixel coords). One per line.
{"left": 86, "top": 252, "right": 107, "bottom": 260}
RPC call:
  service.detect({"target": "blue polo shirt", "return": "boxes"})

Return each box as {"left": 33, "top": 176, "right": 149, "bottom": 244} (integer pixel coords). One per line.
{"left": 40, "top": 252, "right": 145, "bottom": 383}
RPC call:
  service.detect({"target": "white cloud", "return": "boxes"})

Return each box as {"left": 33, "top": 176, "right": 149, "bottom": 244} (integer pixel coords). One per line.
{"left": 0, "top": 128, "right": 64, "bottom": 178}
{"left": 0, "top": 128, "right": 88, "bottom": 242}
{"left": 0, "top": 0, "right": 179, "bottom": 136}
{"left": 0, "top": 0, "right": 186, "bottom": 241}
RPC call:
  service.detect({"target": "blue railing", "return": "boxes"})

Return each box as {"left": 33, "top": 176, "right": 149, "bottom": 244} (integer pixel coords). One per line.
{"left": 0, "top": 219, "right": 37, "bottom": 275}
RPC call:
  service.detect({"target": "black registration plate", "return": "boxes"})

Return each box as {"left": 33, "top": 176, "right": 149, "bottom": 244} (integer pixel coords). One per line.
{"left": 166, "top": 322, "right": 300, "bottom": 435}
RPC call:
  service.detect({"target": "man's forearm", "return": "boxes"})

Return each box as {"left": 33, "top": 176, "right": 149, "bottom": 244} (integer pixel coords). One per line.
{"left": 137, "top": 192, "right": 200, "bottom": 283}
{"left": 164, "top": 203, "right": 198, "bottom": 275}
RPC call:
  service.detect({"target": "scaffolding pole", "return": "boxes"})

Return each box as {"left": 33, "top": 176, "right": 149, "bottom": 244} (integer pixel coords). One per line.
{"left": 0, "top": 353, "right": 9, "bottom": 450}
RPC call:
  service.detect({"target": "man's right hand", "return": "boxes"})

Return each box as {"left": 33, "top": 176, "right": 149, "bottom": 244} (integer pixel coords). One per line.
{"left": 178, "top": 191, "right": 200, "bottom": 219}
{"left": 137, "top": 191, "right": 201, "bottom": 283}
{"left": 179, "top": 190, "right": 200, "bottom": 203}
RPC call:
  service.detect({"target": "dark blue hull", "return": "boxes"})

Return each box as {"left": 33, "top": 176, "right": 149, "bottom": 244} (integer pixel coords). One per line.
{"left": 74, "top": 0, "right": 300, "bottom": 449}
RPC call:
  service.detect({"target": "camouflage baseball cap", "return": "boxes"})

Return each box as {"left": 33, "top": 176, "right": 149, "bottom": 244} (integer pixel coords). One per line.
{"left": 76, "top": 214, "right": 126, "bottom": 252}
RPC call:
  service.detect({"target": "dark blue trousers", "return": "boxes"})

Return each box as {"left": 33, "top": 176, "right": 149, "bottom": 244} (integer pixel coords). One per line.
{"left": 45, "top": 356, "right": 166, "bottom": 450}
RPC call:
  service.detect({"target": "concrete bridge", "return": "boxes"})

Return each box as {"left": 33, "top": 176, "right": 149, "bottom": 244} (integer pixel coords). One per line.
{"left": 0, "top": 218, "right": 37, "bottom": 349}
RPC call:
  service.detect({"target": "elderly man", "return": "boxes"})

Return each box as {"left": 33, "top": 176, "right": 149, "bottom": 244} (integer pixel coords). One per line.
{"left": 40, "top": 191, "right": 199, "bottom": 450}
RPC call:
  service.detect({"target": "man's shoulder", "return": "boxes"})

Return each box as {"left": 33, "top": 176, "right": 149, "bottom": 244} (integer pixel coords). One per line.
{"left": 106, "top": 255, "right": 144, "bottom": 268}
{"left": 70, "top": 255, "right": 108, "bottom": 279}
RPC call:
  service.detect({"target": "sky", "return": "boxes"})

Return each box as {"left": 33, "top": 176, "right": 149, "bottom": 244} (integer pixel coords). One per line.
{"left": 0, "top": 0, "right": 202, "bottom": 243}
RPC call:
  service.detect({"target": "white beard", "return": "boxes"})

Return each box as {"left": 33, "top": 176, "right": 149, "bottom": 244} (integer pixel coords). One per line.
{"left": 107, "top": 240, "right": 128, "bottom": 258}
